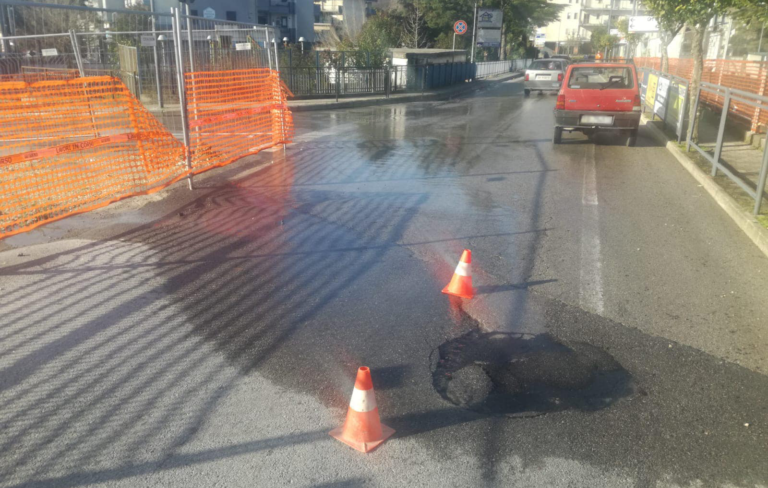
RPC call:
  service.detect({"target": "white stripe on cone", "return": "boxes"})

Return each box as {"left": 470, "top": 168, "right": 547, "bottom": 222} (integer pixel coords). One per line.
{"left": 349, "top": 387, "right": 377, "bottom": 413}
{"left": 454, "top": 261, "right": 471, "bottom": 277}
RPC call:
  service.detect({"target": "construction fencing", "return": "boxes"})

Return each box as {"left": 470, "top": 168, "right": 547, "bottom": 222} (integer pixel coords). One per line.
{"left": 0, "top": 3, "right": 293, "bottom": 238}
{"left": 635, "top": 57, "right": 768, "bottom": 133}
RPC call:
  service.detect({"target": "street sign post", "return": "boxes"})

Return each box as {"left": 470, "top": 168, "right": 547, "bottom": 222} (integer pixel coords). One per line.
{"left": 453, "top": 20, "right": 468, "bottom": 51}
{"left": 476, "top": 8, "right": 503, "bottom": 48}
{"left": 628, "top": 16, "right": 659, "bottom": 33}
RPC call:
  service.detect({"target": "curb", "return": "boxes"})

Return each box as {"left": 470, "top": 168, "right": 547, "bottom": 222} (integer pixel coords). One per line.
{"left": 288, "top": 72, "right": 523, "bottom": 113}
{"left": 642, "top": 116, "right": 768, "bottom": 258}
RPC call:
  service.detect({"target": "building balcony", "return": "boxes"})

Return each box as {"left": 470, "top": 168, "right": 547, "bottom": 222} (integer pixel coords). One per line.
{"left": 581, "top": 19, "right": 610, "bottom": 28}
{"left": 582, "top": 2, "right": 648, "bottom": 14}
{"left": 269, "top": 4, "right": 295, "bottom": 15}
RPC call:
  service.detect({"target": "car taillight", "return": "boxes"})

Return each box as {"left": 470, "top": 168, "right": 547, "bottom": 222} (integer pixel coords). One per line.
{"left": 633, "top": 94, "right": 641, "bottom": 112}
{"left": 525, "top": 72, "right": 529, "bottom": 81}
{"left": 558, "top": 73, "right": 563, "bottom": 82}
{"left": 556, "top": 94, "right": 565, "bottom": 110}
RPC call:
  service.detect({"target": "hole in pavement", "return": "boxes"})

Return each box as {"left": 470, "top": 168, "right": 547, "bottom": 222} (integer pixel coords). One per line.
{"left": 432, "top": 330, "right": 635, "bottom": 418}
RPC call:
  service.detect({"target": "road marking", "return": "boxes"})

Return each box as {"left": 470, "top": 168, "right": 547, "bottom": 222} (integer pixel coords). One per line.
{"left": 580, "top": 144, "right": 604, "bottom": 314}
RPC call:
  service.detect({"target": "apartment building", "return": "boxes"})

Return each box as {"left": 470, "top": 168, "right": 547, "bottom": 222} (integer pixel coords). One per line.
{"left": 314, "top": 0, "right": 375, "bottom": 42}
{"left": 540, "top": 0, "right": 646, "bottom": 53}
{"left": 127, "top": 0, "right": 314, "bottom": 42}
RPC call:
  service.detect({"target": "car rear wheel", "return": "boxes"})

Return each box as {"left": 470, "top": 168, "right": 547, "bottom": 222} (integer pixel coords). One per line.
{"left": 553, "top": 127, "right": 563, "bottom": 144}
{"left": 626, "top": 129, "right": 638, "bottom": 147}
{"left": 524, "top": 89, "right": 530, "bottom": 97}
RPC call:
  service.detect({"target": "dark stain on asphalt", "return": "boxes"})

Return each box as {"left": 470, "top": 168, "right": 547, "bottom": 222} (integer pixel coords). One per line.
{"left": 432, "top": 330, "right": 634, "bottom": 417}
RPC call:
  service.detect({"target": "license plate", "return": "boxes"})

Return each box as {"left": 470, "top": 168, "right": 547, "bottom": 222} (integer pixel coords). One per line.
{"left": 581, "top": 115, "right": 613, "bottom": 125}
{"left": 535, "top": 74, "right": 551, "bottom": 80}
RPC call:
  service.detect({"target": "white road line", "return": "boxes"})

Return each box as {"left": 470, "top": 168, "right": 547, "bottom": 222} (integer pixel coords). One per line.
{"left": 580, "top": 144, "right": 604, "bottom": 314}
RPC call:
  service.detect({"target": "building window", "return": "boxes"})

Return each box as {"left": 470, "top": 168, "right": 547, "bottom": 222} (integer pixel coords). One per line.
{"left": 226, "top": 11, "right": 237, "bottom": 21}
{"left": 281, "top": 17, "right": 288, "bottom": 27}
{"left": 190, "top": 9, "right": 198, "bottom": 16}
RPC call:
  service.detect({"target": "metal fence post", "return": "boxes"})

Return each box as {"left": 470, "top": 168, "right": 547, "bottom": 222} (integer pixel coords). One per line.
{"left": 384, "top": 65, "right": 390, "bottom": 99}
{"left": 712, "top": 89, "right": 731, "bottom": 177}
{"left": 150, "top": 10, "right": 163, "bottom": 108}
{"left": 677, "top": 79, "right": 690, "bottom": 144}
{"left": 751, "top": 64, "right": 768, "bottom": 133}
{"left": 69, "top": 30, "right": 85, "bottom": 76}
{"left": 422, "top": 66, "right": 426, "bottom": 95}
{"left": 686, "top": 85, "right": 701, "bottom": 153}
{"left": 184, "top": 3, "right": 194, "bottom": 72}
{"left": 755, "top": 138, "right": 768, "bottom": 214}
{"left": 335, "top": 67, "right": 339, "bottom": 102}
{"left": 172, "top": 8, "right": 193, "bottom": 190}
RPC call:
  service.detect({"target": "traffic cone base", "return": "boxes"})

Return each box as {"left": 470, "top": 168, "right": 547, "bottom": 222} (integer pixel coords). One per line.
{"left": 442, "top": 280, "right": 474, "bottom": 299}
{"left": 442, "top": 249, "right": 474, "bottom": 299}
{"left": 330, "top": 367, "right": 395, "bottom": 453}
{"left": 329, "top": 420, "right": 395, "bottom": 453}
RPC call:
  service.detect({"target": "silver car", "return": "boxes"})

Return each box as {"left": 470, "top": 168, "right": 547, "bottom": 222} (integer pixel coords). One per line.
{"left": 524, "top": 59, "right": 568, "bottom": 97}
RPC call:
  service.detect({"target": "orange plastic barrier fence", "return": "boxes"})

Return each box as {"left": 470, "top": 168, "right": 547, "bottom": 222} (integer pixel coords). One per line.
{"left": 0, "top": 69, "right": 81, "bottom": 83}
{"left": 0, "top": 76, "right": 185, "bottom": 237}
{"left": 1, "top": 69, "right": 294, "bottom": 239}
{"left": 635, "top": 57, "right": 768, "bottom": 132}
{"left": 185, "top": 68, "right": 294, "bottom": 173}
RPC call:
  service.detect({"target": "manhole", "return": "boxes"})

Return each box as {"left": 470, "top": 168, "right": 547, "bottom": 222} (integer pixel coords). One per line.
{"left": 431, "top": 330, "right": 634, "bottom": 417}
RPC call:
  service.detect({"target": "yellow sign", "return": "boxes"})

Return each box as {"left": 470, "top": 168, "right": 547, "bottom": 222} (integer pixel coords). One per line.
{"left": 645, "top": 73, "right": 658, "bottom": 109}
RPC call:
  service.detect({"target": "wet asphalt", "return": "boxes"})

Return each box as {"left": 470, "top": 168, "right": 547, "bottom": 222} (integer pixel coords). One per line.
{"left": 1, "top": 79, "right": 767, "bottom": 487}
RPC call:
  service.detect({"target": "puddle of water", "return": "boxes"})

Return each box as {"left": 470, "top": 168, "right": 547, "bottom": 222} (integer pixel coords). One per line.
{"left": 432, "top": 330, "right": 635, "bottom": 418}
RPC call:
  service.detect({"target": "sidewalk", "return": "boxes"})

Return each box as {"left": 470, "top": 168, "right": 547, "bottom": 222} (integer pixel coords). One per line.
{"left": 642, "top": 116, "right": 768, "bottom": 257}
{"left": 287, "top": 71, "right": 524, "bottom": 112}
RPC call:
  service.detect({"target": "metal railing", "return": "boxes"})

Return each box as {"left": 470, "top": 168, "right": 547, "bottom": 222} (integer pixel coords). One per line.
{"left": 282, "top": 59, "right": 530, "bottom": 99}
{"left": 475, "top": 59, "right": 530, "bottom": 78}
{"left": 687, "top": 81, "right": 768, "bottom": 214}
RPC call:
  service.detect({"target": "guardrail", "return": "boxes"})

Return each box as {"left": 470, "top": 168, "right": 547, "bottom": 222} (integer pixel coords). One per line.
{"left": 687, "top": 81, "right": 768, "bottom": 214}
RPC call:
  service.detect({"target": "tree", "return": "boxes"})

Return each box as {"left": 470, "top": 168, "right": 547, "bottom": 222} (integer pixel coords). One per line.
{"left": 616, "top": 17, "right": 644, "bottom": 59}
{"left": 642, "top": 0, "right": 684, "bottom": 72}
{"left": 643, "top": 0, "right": 738, "bottom": 141}
{"left": 338, "top": 12, "right": 404, "bottom": 67}
{"left": 489, "top": 0, "right": 562, "bottom": 60}
{"left": 401, "top": 0, "right": 428, "bottom": 48}
{"left": 591, "top": 26, "right": 619, "bottom": 56}
{"left": 392, "top": 0, "right": 561, "bottom": 59}
{"left": 564, "top": 32, "right": 581, "bottom": 55}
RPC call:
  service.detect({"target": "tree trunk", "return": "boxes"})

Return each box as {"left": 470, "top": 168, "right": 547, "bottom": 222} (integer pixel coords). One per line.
{"left": 687, "top": 23, "right": 706, "bottom": 143}
{"left": 660, "top": 31, "right": 672, "bottom": 73}
{"left": 500, "top": 21, "right": 506, "bottom": 60}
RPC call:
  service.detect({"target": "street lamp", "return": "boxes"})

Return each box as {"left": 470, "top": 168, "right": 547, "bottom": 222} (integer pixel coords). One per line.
{"left": 298, "top": 36, "right": 305, "bottom": 54}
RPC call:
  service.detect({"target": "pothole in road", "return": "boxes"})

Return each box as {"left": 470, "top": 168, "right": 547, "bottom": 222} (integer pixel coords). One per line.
{"left": 432, "top": 330, "right": 634, "bottom": 417}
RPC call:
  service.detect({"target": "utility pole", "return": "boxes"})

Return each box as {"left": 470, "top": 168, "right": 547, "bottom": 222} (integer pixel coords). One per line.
{"left": 471, "top": 2, "right": 477, "bottom": 62}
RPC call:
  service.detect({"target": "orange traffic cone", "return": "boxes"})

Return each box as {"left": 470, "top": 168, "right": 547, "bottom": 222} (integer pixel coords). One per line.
{"left": 442, "top": 249, "right": 474, "bottom": 299}
{"left": 330, "top": 366, "right": 395, "bottom": 453}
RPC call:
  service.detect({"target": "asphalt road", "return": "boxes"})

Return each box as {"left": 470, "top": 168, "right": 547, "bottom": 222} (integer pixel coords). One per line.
{"left": 1, "top": 79, "right": 768, "bottom": 487}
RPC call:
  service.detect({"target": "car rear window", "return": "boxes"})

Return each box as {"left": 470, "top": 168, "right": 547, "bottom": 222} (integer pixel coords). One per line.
{"left": 567, "top": 67, "right": 634, "bottom": 89}
{"left": 529, "top": 60, "right": 563, "bottom": 71}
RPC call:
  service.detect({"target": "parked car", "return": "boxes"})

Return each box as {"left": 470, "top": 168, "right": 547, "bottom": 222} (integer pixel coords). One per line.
{"left": 553, "top": 62, "right": 641, "bottom": 146}
{"left": 524, "top": 59, "right": 568, "bottom": 97}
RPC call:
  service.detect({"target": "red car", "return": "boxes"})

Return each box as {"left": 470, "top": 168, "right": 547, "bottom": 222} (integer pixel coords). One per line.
{"left": 553, "top": 62, "right": 642, "bottom": 146}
